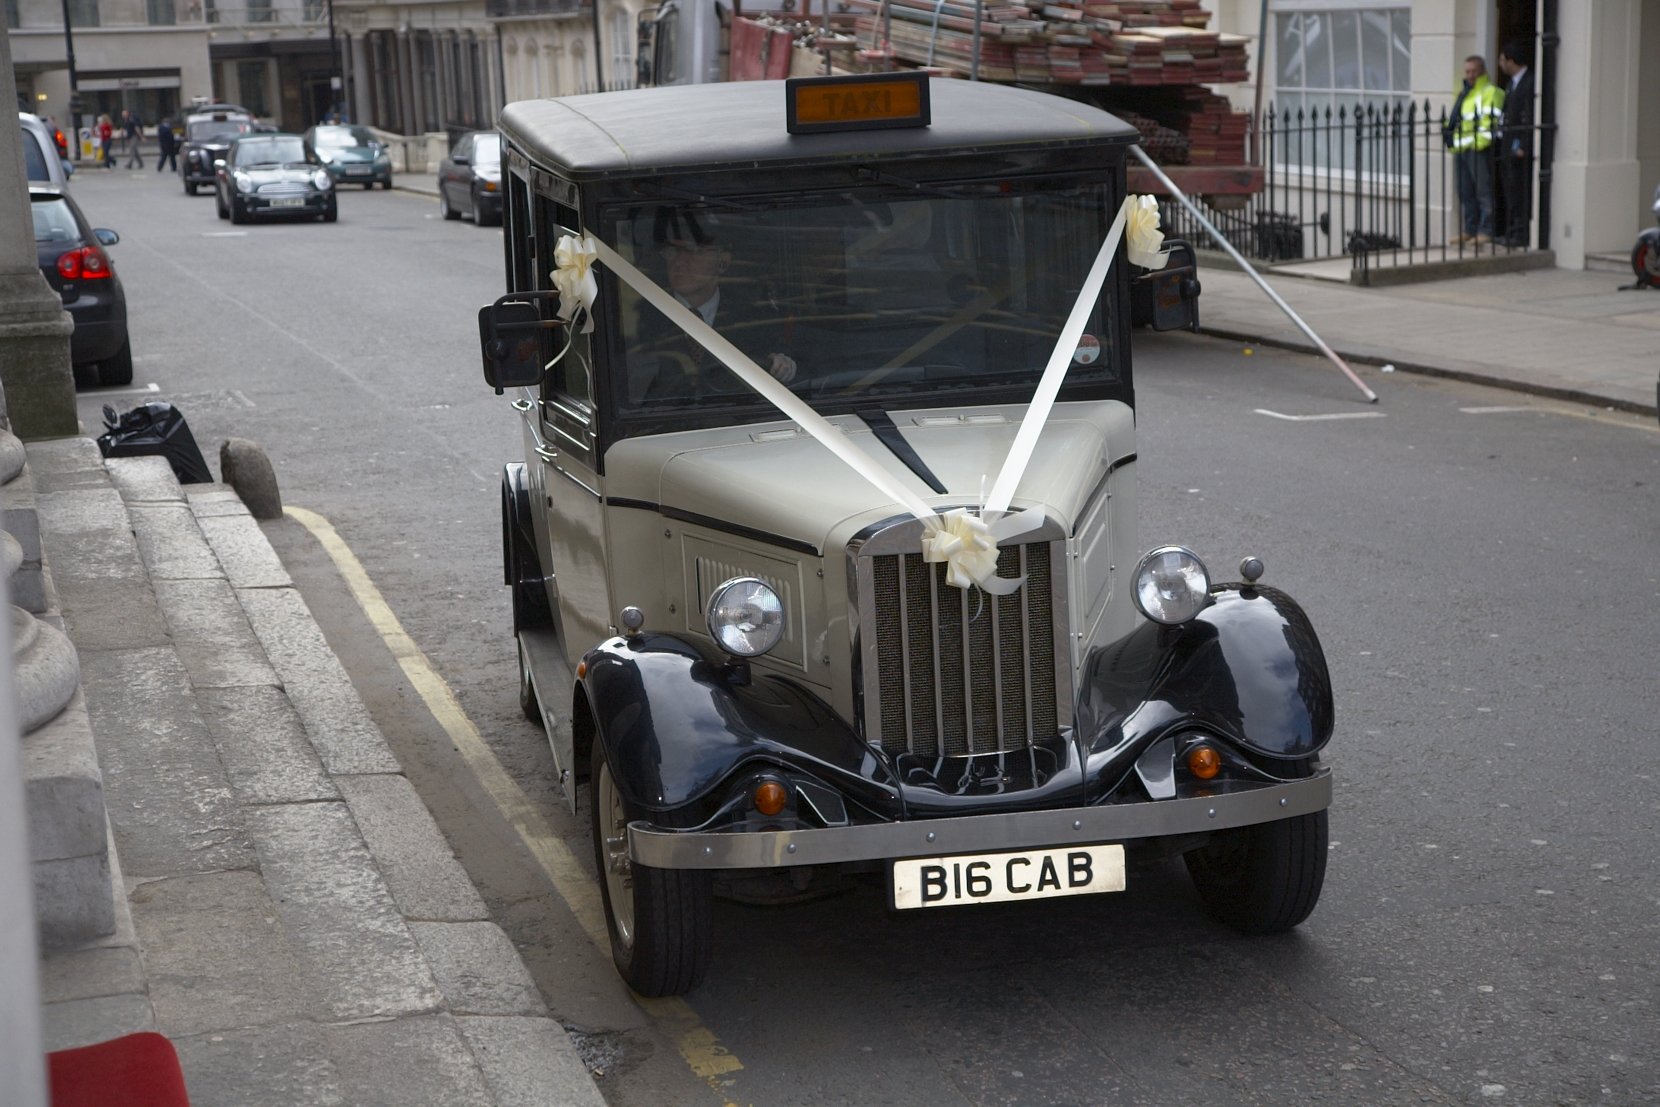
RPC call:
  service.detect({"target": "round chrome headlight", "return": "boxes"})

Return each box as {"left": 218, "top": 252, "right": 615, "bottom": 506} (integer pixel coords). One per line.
{"left": 705, "top": 577, "right": 784, "bottom": 657}
{"left": 1132, "top": 546, "right": 1212, "bottom": 625}
{"left": 312, "top": 169, "right": 333, "bottom": 190}
{"left": 233, "top": 172, "right": 253, "bottom": 193}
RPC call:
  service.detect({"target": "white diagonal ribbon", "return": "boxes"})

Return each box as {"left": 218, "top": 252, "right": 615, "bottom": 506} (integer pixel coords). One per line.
{"left": 586, "top": 195, "right": 1133, "bottom": 594}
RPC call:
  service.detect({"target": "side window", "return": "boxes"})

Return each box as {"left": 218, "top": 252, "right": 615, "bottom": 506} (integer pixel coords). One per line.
{"left": 22, "top": 130, "right": 51, "bottom": 181}
{"left": 655, "top": 7, "right": 679, "bottom": 85}
{"left": 535, "top": 192, "right": 594, "bottom": 413}
{"left": 451, "top": 135, "right": 470, "bottom": 162}
{"left": 505, "top": 170, "right": 533, "bottom": 292}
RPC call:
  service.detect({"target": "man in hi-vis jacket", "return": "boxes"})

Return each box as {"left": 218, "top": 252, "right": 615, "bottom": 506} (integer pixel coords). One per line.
{"left": 1446, "top": 56, "right": 1505, "bottom": 246}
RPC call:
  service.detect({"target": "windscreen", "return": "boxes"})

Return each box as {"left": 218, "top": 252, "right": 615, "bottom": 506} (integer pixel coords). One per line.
{"left": 189, "top": 118, "right": 249, "bottom": 142}
{"left": 233, "top": 136, "right": 310, "bottom": 166}
{"left": 608, "top": 181, "right": 1119, "bottom": 414}
{"left": 473, "top": 133, "right": 501, "bottom": 166}
{"left": 313, "top": 125, "right": 376, "bottom": 148}
{"left": 22, "top": 128, "right": 51, "bottom": 181}
{"left": 32, "top": 197, "right": 80, "bottom": 245}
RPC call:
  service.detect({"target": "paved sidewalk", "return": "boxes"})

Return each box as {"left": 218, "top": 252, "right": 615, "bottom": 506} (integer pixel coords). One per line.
{"left": 393, "top": 172, "right": 440, "bottom": 198}
{"left": 1194, "top": 265, "right": 1660, "bottom": 416}
{"left": 30, "top": 440, "right": 605, "bottom": 1107}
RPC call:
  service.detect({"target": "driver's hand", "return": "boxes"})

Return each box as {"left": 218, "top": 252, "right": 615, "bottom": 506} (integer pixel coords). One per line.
{"left": 768, "top": 353, "right": 797, "bottom": 383}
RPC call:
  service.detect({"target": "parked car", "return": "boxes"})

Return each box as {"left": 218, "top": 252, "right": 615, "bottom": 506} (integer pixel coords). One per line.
{"left": 304, "top": 124, "right": 392, "bottom": 189}
{"left": 437, "top": 131, "right": 501, "bottom": 225}
{"left": 31, "top": 185, "right": 130, "bottom": 386}
{"left": 19, "top": 113, "right": 73, "bottom": 187}
{"left": 215, "top": 133, "right": 337, "bottom": 223}
{"left": 180, "top": 108, "right": 254, "bottom": 195}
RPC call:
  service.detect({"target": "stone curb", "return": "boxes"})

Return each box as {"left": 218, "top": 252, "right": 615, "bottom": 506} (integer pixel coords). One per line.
{"left": 37, "top": 448, "right": 604, "bottom": 1106}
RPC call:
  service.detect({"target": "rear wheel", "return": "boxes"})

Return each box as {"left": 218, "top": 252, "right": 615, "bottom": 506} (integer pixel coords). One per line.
{"left": 185, "top": 181, "right": 197, "bottom": 195}
{"left": 1632, "top": 236, "right": 1660, "bottom": 288}
{"left": 439, "top": 188, "right": 459, "bottom": 220}
{"left": 1186, "top": 805, "right": 1328, "bottom": 933}
{"left": 591, "top": 741, "right": 712, "bottom": 997}
{"left": 98, "top": 341, "right": 134, "bottom": 387}
{"left": 364, "top": 182, "right": 375, "bottom": 190}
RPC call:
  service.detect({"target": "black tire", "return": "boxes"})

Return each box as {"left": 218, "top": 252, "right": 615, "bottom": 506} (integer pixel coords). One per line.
{"left": 517, "top": 637, "right": 540, "bottom": 723}
{"left": 322, "top": 197, "right": 338, "bottom": 223}
{"left": 185, "top": 181, "right": 197, "bottom": 195}
{"left": 1633, "top": 237, "right": 1660, "bottom": 288}
{"left": 364, "top": 182, "right": 375, "bottom": 190}
{"left": 98, "top": 340, "right": 134, "bottom": 387}
{"left": 1186, "top": 805, "right": 1328, "bottom": 933}
{"left": 229, "top": 197, "right": 248, "bottom": 225}
{"left": 590, "top": 739, "right": 712, "bottom": 997}
{"left": 380, "top": 179, "right": 392, "bottom": 190}
{"left": 439, "top": 188, "right": 459, "bottom": 220}
{"left": 216, "top": 189, "right": 228, "bottom": 220}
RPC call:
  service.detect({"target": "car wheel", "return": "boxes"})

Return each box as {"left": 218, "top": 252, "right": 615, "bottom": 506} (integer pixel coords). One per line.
{"left": 322, "top": 197, "right": 338, "bottom": 223}
{"left": 364, "top": 182, "right": 374, "bottom": 190}
{"left": 97, "top": 340, "right": 134, "bottom": 388}
{"left": 229, "top": 197, "right": 248, "bottom": 225}
{"left": 1185, "top": 796, "right": 1327, "bottom": 933}
{"left": 1632, "top": 236, "right": 1660, "bottom": 288}
{"left": 216, "top": 189, "right": 228, "bottom": 219}
{"left": 591, "top": 740, "right": 712, "bottom": 997}
{"left": 517, "top": 637, "right": 541, "bottom": 723}
{"left": 439, "top": 188, "right": 459, "bottom": 220}
{"left": 380, "top": 179, "right": 392, "bottom": 190}
{"left": 185, "top": 181, "right": 197, "bottom": 196}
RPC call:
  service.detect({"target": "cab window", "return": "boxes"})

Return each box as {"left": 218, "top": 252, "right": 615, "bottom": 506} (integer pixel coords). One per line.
{"left": 22, "top": 129, "right": 51, "bottom": 182}
{"left": 536, "top": 194, "right": 593, "bottom": 412}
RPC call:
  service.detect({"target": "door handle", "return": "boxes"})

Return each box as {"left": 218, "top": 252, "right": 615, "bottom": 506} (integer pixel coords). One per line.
{"left": 534, "top": 444, "right": 559, "bottom": 463}
{"left": 511, "top": 398, "right": 534, "bottom": 413}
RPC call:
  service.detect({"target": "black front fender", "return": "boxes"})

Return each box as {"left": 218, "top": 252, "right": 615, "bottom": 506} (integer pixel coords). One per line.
{"left": 581, "top": 633, "right": 900, "bottom": 817}
{"left": 1076, "top": 585, "right": 1333, "bottom": 794}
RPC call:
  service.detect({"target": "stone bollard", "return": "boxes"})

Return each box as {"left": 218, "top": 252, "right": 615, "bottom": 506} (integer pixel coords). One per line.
{"left": 219, "top": 438, "right": 283, "bottom": 519}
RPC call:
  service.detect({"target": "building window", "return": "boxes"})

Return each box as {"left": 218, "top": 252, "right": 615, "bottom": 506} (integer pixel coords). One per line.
{"left": 6, "top": 0, "right": 20, "bottom": 30}
{"left": 572, "top": 44, "right": 588, "bottom": 95}
{"left": 238, "top": 60, "right": 269, "bottom": 115}
{"left": 303, "top": 0, "right": 324, "bottom": 19}
{"left": 246, "top": 0, "right": 272, "bottom": 21}
{"left": 67, "top": 0, "right": 100, "bottom": 28}
{"left": 1275, "top": 8, "right": 1410, "bottom": 120}
{"left": 609, "top": 8, "right": 633, "bottom": 90}
{"left": 147, "top": 0, "right": 176, "bottom": 24}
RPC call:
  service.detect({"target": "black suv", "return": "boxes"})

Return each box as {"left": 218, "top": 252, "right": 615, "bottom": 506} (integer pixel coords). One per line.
{"left": 180, "top": 107, "right": 254, "bottom": 195}
{"left": 32, "top": 185, "right": 131, "bottom": 386}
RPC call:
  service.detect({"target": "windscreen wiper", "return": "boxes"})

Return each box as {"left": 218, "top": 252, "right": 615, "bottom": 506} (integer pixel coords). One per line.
{"left": 858, "top": 408, "right": 949, "bottom": 495}
{"left": 855, "top": 167, "right": 967, "bottom": 200}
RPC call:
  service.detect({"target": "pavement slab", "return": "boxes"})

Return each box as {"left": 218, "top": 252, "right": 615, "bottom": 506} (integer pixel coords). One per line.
{"left": 197, "top": 512, "right": 294, "bottom": 590}
{"left": 171, "top": 1022, "right": 347, "bottom": 1107}
{"left": 242, "top": 800, "right": 443, "bottom": 1022}
{"left": 334, "top": 773, "right": 488, "bottom": 922}
{"left": 409, "top": 922, "right": 548, "bottom": 1016}
{"left": 194, "top": 686, "right": 338, "bottom": 806}
{"left": 455, "top": 1016, "right": 611, "bottom": 1107}
{"left": 106, "top": 456, "right": 188, "bottom": 504}
{"left": 127, "top": 502, "right": 227, "bottom": 582}
{"left": 41, "top": 992, "right": 156, "bottom": 1053}
{"left": 322, "top": 1015, "right": 495, "bottom": 1107}
{"left": 150, "top": 577, "right": 282, "bottom": 689}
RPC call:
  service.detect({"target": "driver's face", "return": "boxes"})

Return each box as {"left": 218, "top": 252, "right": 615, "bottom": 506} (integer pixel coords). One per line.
{"left": 663, "top": 238, "right": 730, "bottom": 302}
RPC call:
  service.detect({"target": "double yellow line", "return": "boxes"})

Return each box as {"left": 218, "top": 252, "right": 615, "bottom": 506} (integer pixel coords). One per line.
{"left": 285, "top": 506, "right": 745, "bottom": 1106}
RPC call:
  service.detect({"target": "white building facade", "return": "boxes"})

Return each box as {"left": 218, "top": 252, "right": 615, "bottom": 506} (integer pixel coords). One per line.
{"left": 492, "top": 0, "right": 645, "bottom": 103}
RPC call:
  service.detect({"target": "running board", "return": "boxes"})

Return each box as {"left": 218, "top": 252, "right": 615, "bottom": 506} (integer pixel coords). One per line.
{"left": 518, "top": 627, "right": 578, "bottom": 815}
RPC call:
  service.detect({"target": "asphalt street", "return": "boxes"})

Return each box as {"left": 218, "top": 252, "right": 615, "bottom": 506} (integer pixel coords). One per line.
{"left": 62, "top": 167, "right": 1659, "bottom": 1107}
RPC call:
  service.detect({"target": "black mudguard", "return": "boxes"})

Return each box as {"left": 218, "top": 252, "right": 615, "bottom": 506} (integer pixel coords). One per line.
{"left": 501, "top": 464, "right": 553, "bottom": 634}
{"left": 1075, "top": 584, "right": 1333, "bottom": 796}
{"left": 581, "top": 633, "right": 901, "bottom": 819}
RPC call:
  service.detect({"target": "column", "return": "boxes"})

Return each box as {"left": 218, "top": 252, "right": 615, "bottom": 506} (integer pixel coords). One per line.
{"left": 1550, "top": 0, "right": 1642, "bottom": 267}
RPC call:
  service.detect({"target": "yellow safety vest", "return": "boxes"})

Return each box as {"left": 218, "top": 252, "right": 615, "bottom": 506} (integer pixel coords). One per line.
{"left": 1450, "top": 74, "right": 1505, "bottom": 152}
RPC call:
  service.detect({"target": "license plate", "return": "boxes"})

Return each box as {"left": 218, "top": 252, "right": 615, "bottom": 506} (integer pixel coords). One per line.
{"left": 269, "top": 197, "right": 304, "bottom": 208}
{"left": 891, "top": 843, "right": 1125, "bottom": 910}
{"left": 346, "top": 166, "right": 369, "bottom": 174}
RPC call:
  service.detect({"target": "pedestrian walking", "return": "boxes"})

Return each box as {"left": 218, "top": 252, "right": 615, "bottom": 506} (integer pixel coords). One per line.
{"left": 156, "top": 117, "right": 178, "bottom": 172}
{"left": 1444, "top": 56, "right": 1504, "bottom": 246}
{"left": 1497, "top": 41, "right": 1535, "bottom": 248}
{"left": 97, "top": 115, "right": 114, "bottom": 168}
{"left": 122, "top": 111, "right": 145, "bottom": 169}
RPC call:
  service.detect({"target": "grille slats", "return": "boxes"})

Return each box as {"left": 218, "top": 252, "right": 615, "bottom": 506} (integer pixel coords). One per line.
{"left": 869, "top": 543, "right": 1059, "bottom": 756}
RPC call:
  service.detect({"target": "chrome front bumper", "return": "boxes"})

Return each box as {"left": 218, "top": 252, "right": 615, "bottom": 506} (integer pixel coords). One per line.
{"left": 628, "top": 767, "right": 1331, "bottom": 870}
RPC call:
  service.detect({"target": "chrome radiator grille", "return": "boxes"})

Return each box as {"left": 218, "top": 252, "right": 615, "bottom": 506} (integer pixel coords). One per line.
{"left": 865, "top": 542, "right": 1062, "bottom": 757}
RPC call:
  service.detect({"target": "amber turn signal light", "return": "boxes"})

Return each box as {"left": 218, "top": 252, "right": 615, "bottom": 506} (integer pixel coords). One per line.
{"left": 1187, "top": 746, "right": 1221, "bottom": 780}
{"left": 753, "top": 780, "right": 788, "bottom": 816}
{"left": 575, "top": 661, "right": 587, "bottom": 680}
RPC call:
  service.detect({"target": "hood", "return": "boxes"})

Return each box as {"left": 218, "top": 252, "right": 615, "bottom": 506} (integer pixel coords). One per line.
{"left": 606, "top": 400, "right": 1135, "bottom": 553}
{"left": 239, "top": 165, "right": 322, "bottom": 185}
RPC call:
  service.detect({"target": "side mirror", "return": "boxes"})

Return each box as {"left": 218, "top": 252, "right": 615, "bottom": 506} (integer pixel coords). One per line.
{"left": 62, "top": 159, "right": 75, "bottom": 177}
{"left": 93, "top": 228, "right": 119, "bottom": 246}
{"left": 213, "top": 158, "right": 226, "bottom": 168}
{"left": 452, "top": 154, "right": 470, "bottom": 166}
{"left": 479, "top": 293, "right": 566, "bottom": 394}
{"left": 1129, "top": 238, "right": 1201, "bottom": 334}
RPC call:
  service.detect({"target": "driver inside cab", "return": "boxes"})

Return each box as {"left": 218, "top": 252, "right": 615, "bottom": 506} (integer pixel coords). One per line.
{"left": 638, "top": 209, "right": 798, "bottom": 401}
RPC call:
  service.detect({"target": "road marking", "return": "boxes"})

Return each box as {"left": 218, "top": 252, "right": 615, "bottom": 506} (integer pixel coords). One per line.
{"left": 1255, "top": 409, "right": 1388, "bottom": 422}
{"left": 82, "top": 382, "right": 160, "bottom": 396}
{"left": 283, "top": 505, "right": 744, "bottom": 1107}
{"left": 202, "top": 231, "right": 248, "bottom": 237}
{"left": 1459, "top": 405, "right": 1535, "bottom": 414}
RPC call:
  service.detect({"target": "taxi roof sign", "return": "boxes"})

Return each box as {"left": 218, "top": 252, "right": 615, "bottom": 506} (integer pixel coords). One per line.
{"left": 786, "top": 72, "right": 930, "bottom": 136}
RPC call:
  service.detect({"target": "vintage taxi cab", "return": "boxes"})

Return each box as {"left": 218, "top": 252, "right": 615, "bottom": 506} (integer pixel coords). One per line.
{"left": 482, "top": 73, "right": 1333, "bottom": 997}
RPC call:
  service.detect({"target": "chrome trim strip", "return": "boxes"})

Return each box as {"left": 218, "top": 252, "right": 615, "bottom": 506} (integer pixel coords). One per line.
{"left": 552, "top": 463, "right": 601, "bottom": 499}
{"left": 629, "top": 769, "right": 1332, "bottom": 869}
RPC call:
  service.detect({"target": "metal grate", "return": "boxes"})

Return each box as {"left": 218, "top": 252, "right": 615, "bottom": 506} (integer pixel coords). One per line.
{"left": 869, "top": 543, "right": 1058, "bottom": 757}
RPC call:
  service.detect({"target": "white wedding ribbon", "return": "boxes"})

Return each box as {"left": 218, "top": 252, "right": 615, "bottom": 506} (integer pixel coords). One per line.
{"left": 552, "top": 234, "right": 599, "bottom": 332}
{"left": 1126, "top": 194, "right": 1169, "bottom": 270}
{"left": 586, "top": 195, "right": 1136, "bottom": 595}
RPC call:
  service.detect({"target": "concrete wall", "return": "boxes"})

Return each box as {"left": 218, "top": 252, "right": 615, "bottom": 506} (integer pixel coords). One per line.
{"left": 1638, "top": 0, "right": 1660, "bottom": 235}
{"left": 1550, "top": 0, "right": 1642, "bottom": 268}
{"left": 10, "top": 25, "right": 214, "bottom": 138}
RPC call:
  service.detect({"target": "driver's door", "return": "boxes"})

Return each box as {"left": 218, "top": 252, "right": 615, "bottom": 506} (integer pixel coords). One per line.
{"left": 534, "top": 200, "right": 612, "bottom": 666}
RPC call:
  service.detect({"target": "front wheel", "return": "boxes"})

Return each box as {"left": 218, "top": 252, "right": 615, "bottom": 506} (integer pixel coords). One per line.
{"left": 1185, "top": 808, "right": 1328, "bottom": 933}
{"left": 229, "top": 197, "right": 248, "bottom": 225}
{"left": 1632, "top": 234, "right": 1660, "bottom": 288}
{"left": 322, "top": 197, "right": 338, "bottom": 223}
{"left": 185, "top": 181, "right": 197, "bottom": 196}
{"left": 439, "top": 188, "right": 459, "bottom": 220}
{"left": 591, "top": 742, "right": 712, "bottom": 997}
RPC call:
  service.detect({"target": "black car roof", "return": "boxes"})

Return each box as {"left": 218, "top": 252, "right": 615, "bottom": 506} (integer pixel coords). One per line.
{"left": 498, "top": 79, "right": 1138, "bottom": 182}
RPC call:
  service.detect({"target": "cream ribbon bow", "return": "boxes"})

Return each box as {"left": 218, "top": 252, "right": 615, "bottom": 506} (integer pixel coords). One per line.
{"left": 920, "top": 508, "right": 1035, "bottom": 596}
{"left": 1125, "top": 194, "right": 1169, "bottom": 270}
{"left": 551, "top": 234, "right": 598, "bottom": 333}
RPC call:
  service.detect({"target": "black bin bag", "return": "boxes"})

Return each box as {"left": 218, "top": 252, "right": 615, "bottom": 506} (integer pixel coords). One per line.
{"left": 97, "top": 402, "right": 214, "bottom": 485}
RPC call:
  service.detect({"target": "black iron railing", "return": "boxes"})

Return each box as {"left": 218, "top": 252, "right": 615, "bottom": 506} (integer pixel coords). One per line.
{"left": 1157, "top": 99, "right": 1542, "bottom": 275}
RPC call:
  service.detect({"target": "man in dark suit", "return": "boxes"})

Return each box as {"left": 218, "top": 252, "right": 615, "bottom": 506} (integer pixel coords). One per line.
{"left": 1497, "top": 40, "right": 1535, "bottom": 248}
{"left": 636, "top": 210, "right": 798, "bottom": 402}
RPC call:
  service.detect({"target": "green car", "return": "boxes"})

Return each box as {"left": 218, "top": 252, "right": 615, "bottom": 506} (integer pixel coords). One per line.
{"left": 303, "top": 124, "right": 392, "bottom": 189}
